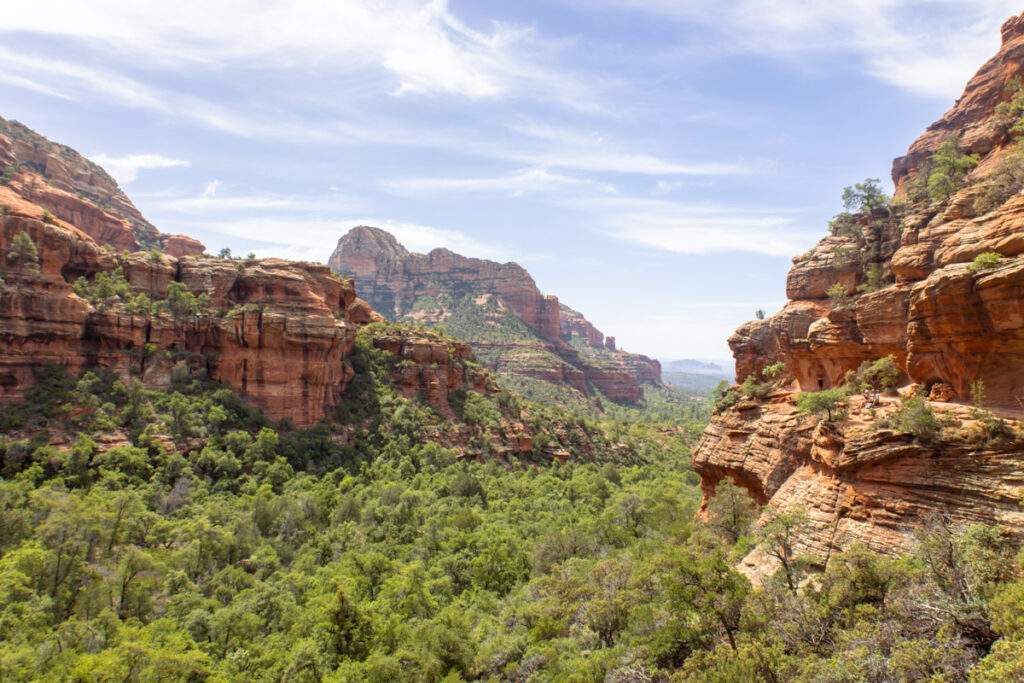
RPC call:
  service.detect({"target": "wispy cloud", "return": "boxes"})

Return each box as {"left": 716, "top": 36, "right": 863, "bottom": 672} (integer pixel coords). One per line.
{"left": 569, "top": 196, "right": 815, "bottom": 256}
{"left": 383, "top": 166, "right": 617, "bottom": 197}
{"left": 508, "top": 121, "right": 758, "bottom": 175}
{"left": 580, "top": 0, "right": 1021, "bottom": 99}
{"left": 89, "top": 153, "right": 189, "bottom": 183}
{"left": 1, "top": 0, "right": 591, "bottom": 105}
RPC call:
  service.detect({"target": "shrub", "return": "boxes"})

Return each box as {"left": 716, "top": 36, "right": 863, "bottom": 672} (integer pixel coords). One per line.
{"left": 0, "top": 163, "right": 20, "bottom": 186}
{"left": 74, "top": 266, "right": 134, "bottom": 310}
{"left": 740, "top": 375, "right": 772, "bottom": 400}
{"left": 40, "top": 210, "right": 56, "bottom": 225}
{"left": 856, "top": 262, "right": 885, "bottom": 293}
{"left": 762, "top": 361, "right": 786, "bottom": 379}
{"left": 165, "top": 282, "right": 210, "bottom": 317}
{"left": 796, "top": 387, "right": 848, "bottom": 422}
{"left": 969, "top": 380, "right": 1013, "bottom": 443}
{"left": 7, "top": 230, "right": 40, "bottom": 277}
{"left": 845, "top": 355, "right": 901, "bottom": 392}
{"left": 968, "top": 252, "right": 1002, "bottom": 273}
{"left": 712, "top": 380, "right": 741, "bottom": 412}
{"left": 826, "top": 282, "right": 847, "bottom": 306}
{"left": 910, "top": 134, "right": 979, "bottom": 204}
{"left": 973, "top": 150, "right": 1024, "bottom": 214}
{"left": 879, "top": 396, "right": 942, "bottom": 441}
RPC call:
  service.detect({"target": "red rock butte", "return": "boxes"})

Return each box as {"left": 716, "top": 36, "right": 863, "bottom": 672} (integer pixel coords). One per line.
{"left": 329, "top": 225, "right": 662, "bottom": 402}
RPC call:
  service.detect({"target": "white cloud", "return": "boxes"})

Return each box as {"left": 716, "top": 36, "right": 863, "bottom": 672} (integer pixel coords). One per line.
{"left": 0, "top": 0, "right": 583, "bottom": 103}
{"left": 580, "top": 0, "right": 1022, "bottom": 99}
{"left": 570, "top": 196, "right": 816, "bottom": 256}
{"left": 383, "top": 166, "right": 617, "bottom": 197}
{"left": 507, "top": 122, "right": 757, "bottom": 175}
{"left": 147, "top": 182, "right": 360, "bottom": 215}
{"left": 88, "top": 153, "right": 189, "bottom": 183}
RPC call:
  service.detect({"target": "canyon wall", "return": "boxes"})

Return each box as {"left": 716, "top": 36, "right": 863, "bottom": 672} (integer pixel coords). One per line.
{"left": 329, "top": 226, "right": 661, "bottom": 402}
{"left": 695, "top": 11, "right": 1024, "bottom": 576}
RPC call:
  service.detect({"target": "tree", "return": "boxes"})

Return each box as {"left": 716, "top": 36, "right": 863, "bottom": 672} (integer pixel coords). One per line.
{"left": 918, "top": 134, "right": 980, "bottom": 203}
{"left": 841, "top": 178, "right": 889, "bottom": 214}
{"left": 706, "top": 479, "right": 759, "bottom": 545}
{"left": 8, "top": 231, "right": 39, "bottom": 279}
{"left": 797, "top": 387, "right": 847, "bottom": 421}
{"left": 759, "top": 507, "right": 811, "bottom": 591}
{"left": 165, "top": 282, "right": 209, "bottom": 317}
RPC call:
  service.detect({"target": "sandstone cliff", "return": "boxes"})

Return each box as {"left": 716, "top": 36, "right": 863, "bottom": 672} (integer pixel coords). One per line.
{"left": 329, "top": 226, "right": 661, "bottom": 402}
{"left": 695, "top": 11, "right": 1024, "bottom": 578}
{"left": 0, "top": 116, "right": 204, "bottom": 256}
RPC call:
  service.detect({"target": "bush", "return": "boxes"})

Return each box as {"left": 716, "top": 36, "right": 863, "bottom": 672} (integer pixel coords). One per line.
{"left": 845, "top": 355, "right": 901, "bottom": 392}
{"left": 910, "top": 134, "right": 979, "bottom": 204}
{"left": 712, "top": 381, "right": 741, "bottom": 412}
{"left": 165, "top": 282, "right": 210, "bottom": 317}
{"left": 857, "top": 262, "right": 885, "bottom": 293}
{"left": 0, "top": 163, "right": 20, "bottom": 186}
{"left": 878, "top": 396, "right": 942, "bottom": 441}
{"left": 826, "top": 282, "right": 847, "bottom": 306}
{"left": 740, "top": 375, "right": 772, "bottom": 400}
{"left": 796, "top": 387, "right": 848, "bottom": 422}
{"left": 974, "top": 150, "right": 1024, "bottom": 214}
{"left": 7, "top": 230, "right": 40, "bottom": 277}
{"left": 968, "top": 252, "right": 1002, "bottom": 273}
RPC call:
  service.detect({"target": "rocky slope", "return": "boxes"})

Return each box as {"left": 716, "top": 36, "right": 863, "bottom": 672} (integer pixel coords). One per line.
{"left": 695, "top": 11, "right": 1024, "bottom": 578}
{"left": 0, "top": 116, "right": 204, "bottom": 256}
{"left": 329, "top": 226, "right": 661, "bottom": 402}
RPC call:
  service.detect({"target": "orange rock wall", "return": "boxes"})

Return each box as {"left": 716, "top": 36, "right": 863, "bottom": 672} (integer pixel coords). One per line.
{"left": 695, "top": 10, "right": 1024, "bottom": 575}
{"left": 0, "top": 215, "right": 357, "bottom": 426}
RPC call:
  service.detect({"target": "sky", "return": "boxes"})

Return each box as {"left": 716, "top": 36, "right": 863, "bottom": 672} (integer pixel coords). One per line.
{"left": 1, "top": 0, "right": 1020, "bottom": 361}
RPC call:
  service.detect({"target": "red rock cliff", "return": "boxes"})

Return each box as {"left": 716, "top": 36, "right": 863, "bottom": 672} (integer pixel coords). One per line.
{"left": 329, "top": 226, "right": 662, "bottom": 401}
{"left": 0, "top": 116, "right": 204, "bottom": 256}
{"left": 695, "top": 11, "right": 1024, "bottom": 578}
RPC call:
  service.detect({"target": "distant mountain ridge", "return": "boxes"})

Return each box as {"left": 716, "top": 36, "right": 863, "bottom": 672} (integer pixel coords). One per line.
{"left": 329, "top": 226, "right": 662, "bottom": 402}
{"left": 660, "top": 358, "right": 731, "bottom": 376}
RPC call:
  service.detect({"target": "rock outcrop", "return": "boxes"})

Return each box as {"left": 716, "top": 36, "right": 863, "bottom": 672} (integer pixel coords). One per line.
{"left": 0, "top": 116, "right": 205, "bottom": 255}
{"left": 329, "top": 226, "right": 661, "bottom": 402}
{"left": 695, "top": 11, "right": 1024, "bottom": 578}
{"left": 0, "top": 213, "right": 359, "bottom": 426}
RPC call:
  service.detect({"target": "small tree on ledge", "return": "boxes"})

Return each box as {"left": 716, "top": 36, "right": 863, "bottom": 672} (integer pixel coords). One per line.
{"left": 797, "top": 387, "right": 848, "bottom": 422}
{"left": 8, "top": 230, "right": 40, "bottom": 280}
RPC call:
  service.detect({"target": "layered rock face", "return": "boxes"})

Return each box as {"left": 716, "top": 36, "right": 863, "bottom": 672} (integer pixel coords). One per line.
{"left": 329, "top": 226, "right": 661, "bottom": 401}
{"left": 0, "top": 116, "right": 204, "bottom": 256}
{"left": 0, "top": 213, "right": 362, "bottom": 426}
{"left": 0, "top": 210, "right": 499, "bottom": 428}
{"left": 695, "top": 11, "right": 1024, "bottom": 575}
{"left": 329, "top": 226, "right": 561, "bottom": 337}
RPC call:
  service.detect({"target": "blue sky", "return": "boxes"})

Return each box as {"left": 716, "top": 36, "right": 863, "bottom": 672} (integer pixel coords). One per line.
{"left": 1, "top": 1, "right": 1019, "bottom": 360}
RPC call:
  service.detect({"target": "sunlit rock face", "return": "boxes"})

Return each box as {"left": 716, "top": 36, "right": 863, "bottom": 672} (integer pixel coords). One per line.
{"left": 329, "top": 225, "right": 662, "bottom": 401}
{"left": 695, "top": 11, "right": 1024, "bottom": 580}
